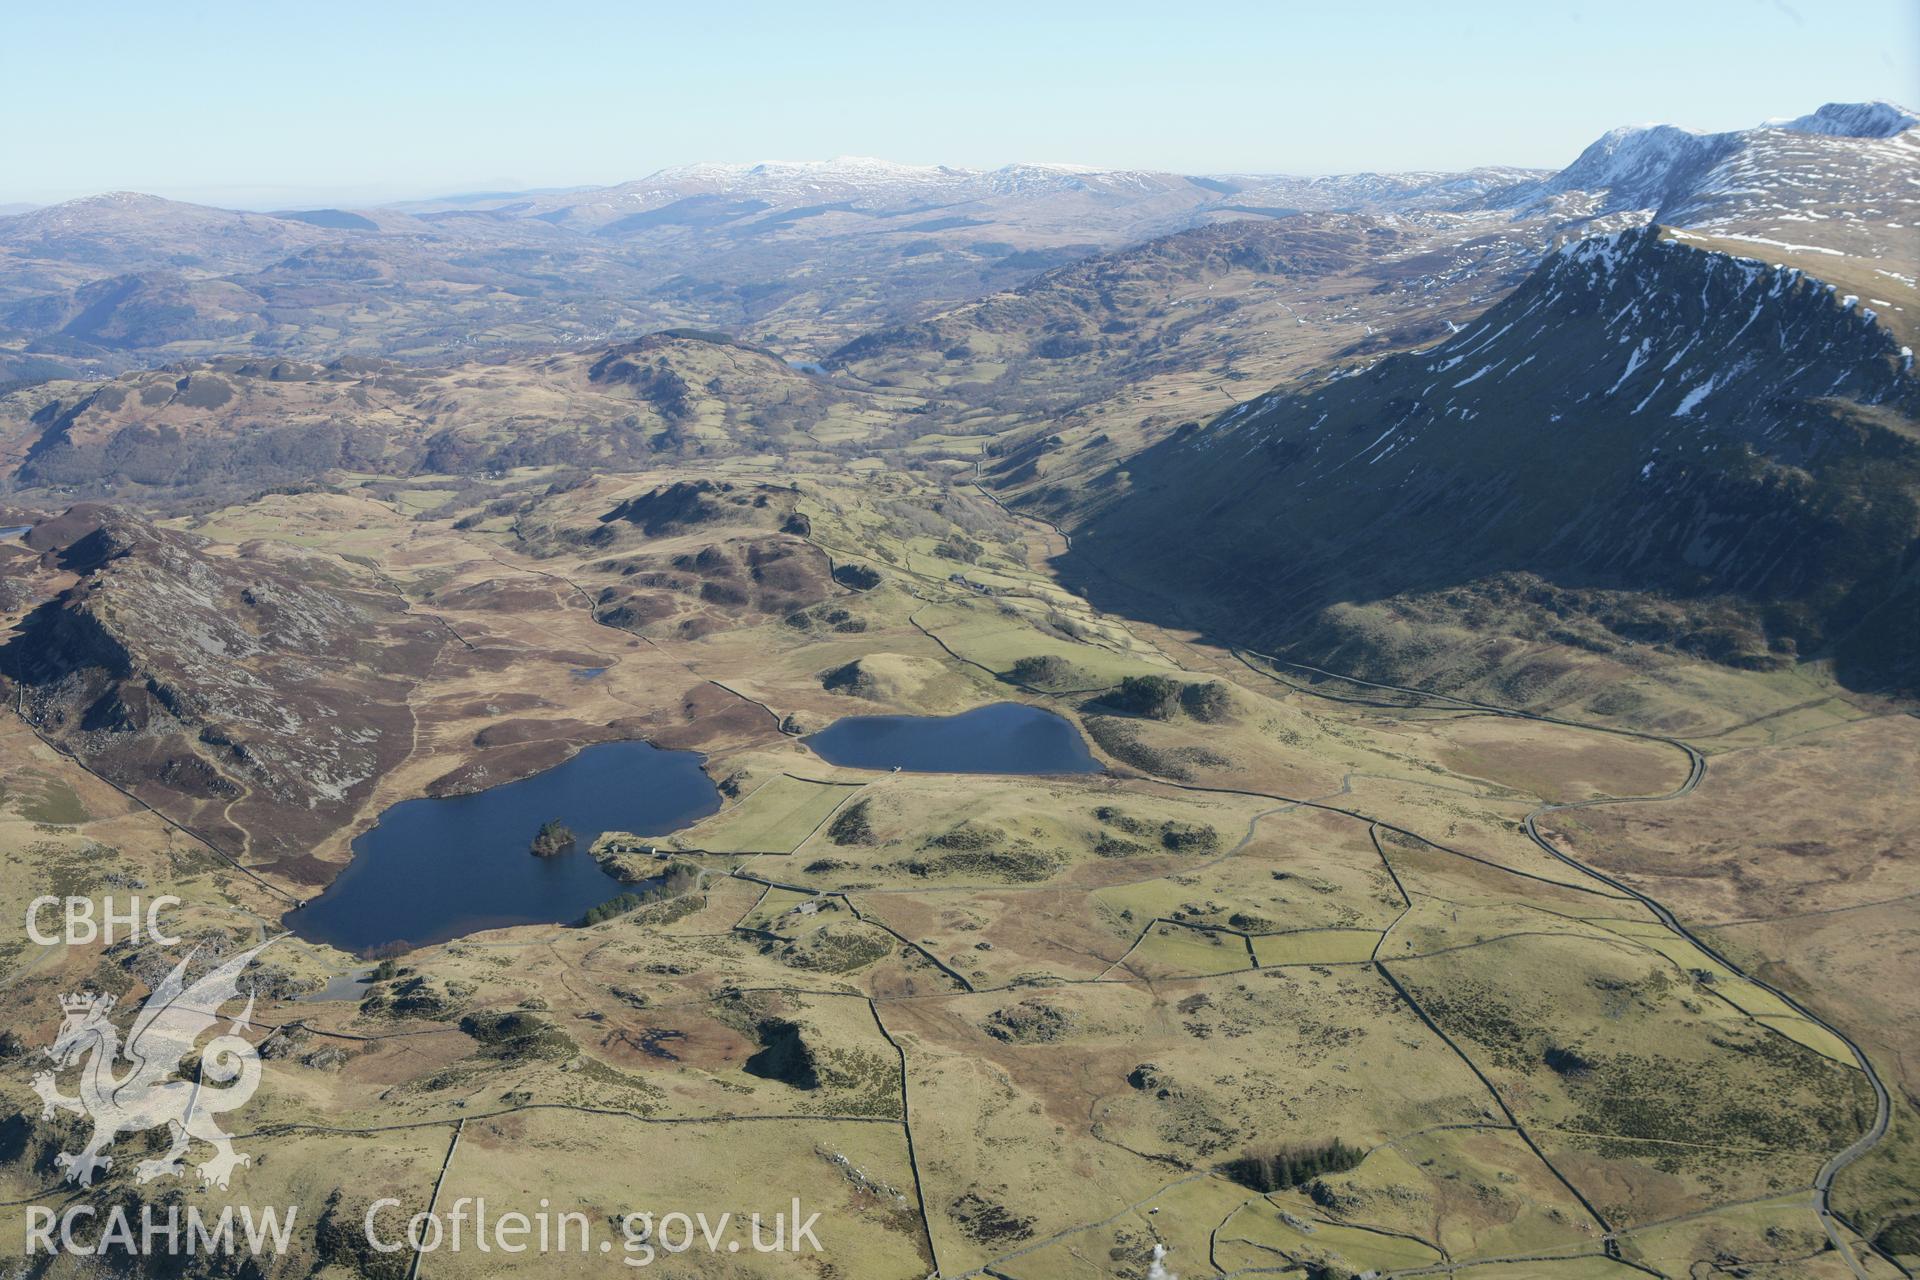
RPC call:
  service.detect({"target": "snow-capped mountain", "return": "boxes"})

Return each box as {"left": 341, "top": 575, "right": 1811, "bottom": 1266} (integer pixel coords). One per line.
{"left": 1525, "top": 124, "right": 1739, "bottom": 214}
{"left": 422, "top": 156, "right": 1562, "bottom": 241}
{"left": 1490, "top": 101, "right": 1920, "bottom": 261}
{"left": 613, "top": 155, "right": 1192, "bottom": 201}
{"left": 486, "top": 156, "right": 1219, "bottom": 236}
{"left": 1203, "top": 167, "right": 1549, "bottom": 214}
{"left": 561, "top": 156, "right": 976, "bottom": 210}
{"left": 1775, "top": 100, "right": 1919, "bottom": 138}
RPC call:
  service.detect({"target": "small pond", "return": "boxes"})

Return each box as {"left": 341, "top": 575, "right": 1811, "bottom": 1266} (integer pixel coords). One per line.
{"left": 804, "top": 702, "right": 1100, "bottom": 774}
{"left": 286, "top": 739, "right": 718, "bottom": 955}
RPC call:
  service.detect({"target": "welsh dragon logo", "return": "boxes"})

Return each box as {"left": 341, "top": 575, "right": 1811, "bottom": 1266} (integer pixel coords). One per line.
{"left": 33, "top": 938, "right": 276, "bottom": 1190}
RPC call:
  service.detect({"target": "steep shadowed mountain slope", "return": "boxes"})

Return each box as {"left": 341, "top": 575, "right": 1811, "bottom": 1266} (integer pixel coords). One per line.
{"left": 1, "top": 271, "right": 272, "bottom": 349}
{"left": 1062, "top": 225, "right": 1920, "bottom": 692}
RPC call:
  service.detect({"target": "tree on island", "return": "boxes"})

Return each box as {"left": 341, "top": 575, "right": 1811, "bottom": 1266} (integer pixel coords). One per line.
{"left": 530, "top": 819, "right": 577, "bottom": 857}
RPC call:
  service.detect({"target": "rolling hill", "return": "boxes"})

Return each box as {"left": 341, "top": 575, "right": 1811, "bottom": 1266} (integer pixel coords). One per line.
{"left": 0, "top": 331, "right": 922, "bottom": 500}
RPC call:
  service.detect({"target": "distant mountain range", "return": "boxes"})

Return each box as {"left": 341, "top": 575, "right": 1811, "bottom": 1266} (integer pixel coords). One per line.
{"left": 0, "top": 102, "right": 1907, "bottom": 382}
{"left": 390, "top": 155, "right": 1549, "bottom": 231}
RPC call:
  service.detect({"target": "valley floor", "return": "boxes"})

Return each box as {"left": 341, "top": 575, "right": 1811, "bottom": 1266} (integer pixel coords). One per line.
{"left": 2, "top": 464, "right": 1915, "bottom": 1278}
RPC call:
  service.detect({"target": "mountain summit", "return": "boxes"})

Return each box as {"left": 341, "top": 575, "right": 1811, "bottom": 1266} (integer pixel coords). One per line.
{"left": 1775, "top": 99, "right": 1920, "bottom": 137}
{"left": 1488, "top": 100, "right": 1919, "bottom": 263}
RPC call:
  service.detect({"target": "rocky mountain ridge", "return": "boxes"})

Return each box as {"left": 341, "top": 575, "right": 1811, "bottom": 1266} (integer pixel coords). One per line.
{"left": 1484, "top": 101, "right": 1920, "bottom": 264}
{"left": 0, "top": 507, "right": 441, "bottom": 869}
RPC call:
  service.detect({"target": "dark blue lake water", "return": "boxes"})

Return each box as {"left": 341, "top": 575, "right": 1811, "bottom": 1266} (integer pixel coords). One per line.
{"left": 804, "top": 702, "right": 1099, "bottom": 774}
{"left": 286, "top": 739, "right": 718, "bottom": 955}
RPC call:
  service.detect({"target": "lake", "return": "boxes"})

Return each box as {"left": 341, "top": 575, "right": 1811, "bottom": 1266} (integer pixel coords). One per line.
{"left": 805, "top": 702, "right": 1100, "bottom": 774}
{"left": 286, "top": 739, "right": 719, "bottom": 955}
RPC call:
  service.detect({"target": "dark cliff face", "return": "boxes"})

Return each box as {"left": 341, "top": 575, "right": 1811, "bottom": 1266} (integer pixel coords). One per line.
{"left": 1064, "top": 226, "right": 1920, "bottom": 691}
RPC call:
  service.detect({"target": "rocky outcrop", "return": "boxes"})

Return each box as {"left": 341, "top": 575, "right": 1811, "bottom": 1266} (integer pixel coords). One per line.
{"left": 0, "top": 508, "right": 443, "bottom": 868}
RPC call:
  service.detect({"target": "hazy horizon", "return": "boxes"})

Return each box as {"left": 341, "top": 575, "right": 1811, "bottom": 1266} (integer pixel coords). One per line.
{"left": 3, "top": 0, "right": 1916, "bottom": 210}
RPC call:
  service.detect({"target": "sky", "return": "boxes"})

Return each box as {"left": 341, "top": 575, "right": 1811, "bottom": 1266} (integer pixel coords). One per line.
{"left": 3, "top": 0, "right": 1915, "bottom": 209}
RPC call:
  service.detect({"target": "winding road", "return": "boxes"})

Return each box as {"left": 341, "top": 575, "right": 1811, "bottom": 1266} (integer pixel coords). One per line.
{"left": 1242, "top": 652, "right": 1902, "bottom": 1279}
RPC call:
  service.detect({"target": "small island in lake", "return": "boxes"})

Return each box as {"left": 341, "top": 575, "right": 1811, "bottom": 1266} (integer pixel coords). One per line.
{"left": 529, "top": 819, "right": 577, "bottom": 857}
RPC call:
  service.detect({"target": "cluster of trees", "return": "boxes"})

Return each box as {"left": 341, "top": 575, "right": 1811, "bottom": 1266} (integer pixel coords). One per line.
{"left": 580, "top": 862, "right": 701, "bottom": 925}
{"left": 828, "top": 799, "right": 875, "bottom": 846}
{"left": 1104, "top": 675, "right": 1235, "bottom": 722}
{"left": 1179, "top": 680, "right": 1234, "bottom": 722}
{"left": 1108, "top": 675, "right": 1183, "bottom": 718}
{"left": 832, "top": 562, "right": 882, "bottom": 591}
{"left": 1220, "top": 1138, "right": 1364, "bottom": 1193}
{"left": 1009, "top": 654, "right": 1094, "bottom": 691}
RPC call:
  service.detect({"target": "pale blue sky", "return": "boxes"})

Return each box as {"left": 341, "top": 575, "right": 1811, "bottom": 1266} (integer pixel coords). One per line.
{"left": 3, "top": 0, "right": 1914, "bottom": 209}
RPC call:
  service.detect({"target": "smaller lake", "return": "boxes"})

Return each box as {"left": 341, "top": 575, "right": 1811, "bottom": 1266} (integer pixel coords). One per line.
{"left": 805, "top": 702, "right": 1100, "bottom": 774}
{"left": 287, "top": 739, "right": 719, "bottom": 955}
{"left": 298, "top": 966, "right": 374, "bottom": 1002}
{"left": 0, "top": 525, "right": 31, "bottom": 539}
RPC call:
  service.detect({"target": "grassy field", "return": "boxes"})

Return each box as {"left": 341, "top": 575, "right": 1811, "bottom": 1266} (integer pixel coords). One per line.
{"left": 669, "top": 773, "right": 865, "bottom": 854}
